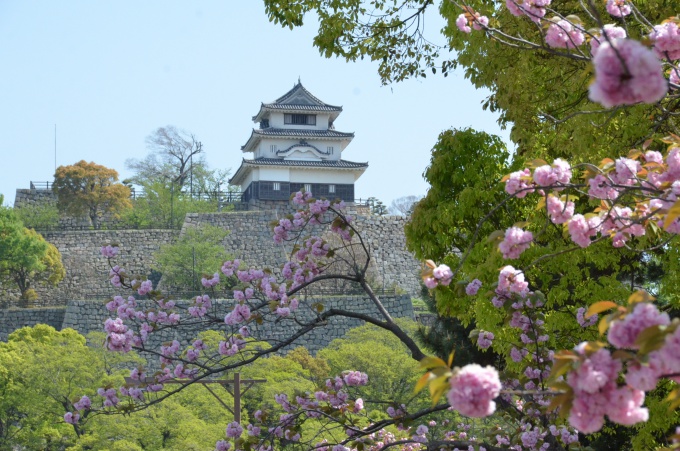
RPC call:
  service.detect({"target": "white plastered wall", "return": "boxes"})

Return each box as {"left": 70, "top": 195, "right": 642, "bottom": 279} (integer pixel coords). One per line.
{"left": 289, "top": 169, "right": 357, "bottom": 184}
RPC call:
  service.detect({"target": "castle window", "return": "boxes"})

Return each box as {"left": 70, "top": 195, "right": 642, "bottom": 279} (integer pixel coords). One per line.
{"left": 327, "top": 146, "right": 334, "bottom": 155}
{"left": 284, "top": 114, "right": 316, "bottom": 125}
{"left": 304, "top": 184, "right": 312, "bottom": 194}
{"left": 270, "top": 144, "right": 277, "bottom": 153}
{"left": 329, "top": 184, "right": 336, "bottom": 194}
{"left": 273, "top": 182, "right": 281, "bottom": 191}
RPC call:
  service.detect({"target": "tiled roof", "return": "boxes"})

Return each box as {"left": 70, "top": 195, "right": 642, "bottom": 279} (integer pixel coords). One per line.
{"left": 260, "top": 103, "right": 341, "bottom": 112}
{"left": 241, "top": 128, "right": 354, "bottom": 152}
{"left": 244, "top": 158, "right": 368, "bottom": 168}
{"left": 253, "top": 128, "right": 354, "bottom": 138}
{"left": 252, "top": 82, "right": 343, "bottom": 121}
{"left": 229, "top": 158, "right": 368, "bottom": 185}
{"left": 272, "top": 82, "right": 342, "bottom": 110}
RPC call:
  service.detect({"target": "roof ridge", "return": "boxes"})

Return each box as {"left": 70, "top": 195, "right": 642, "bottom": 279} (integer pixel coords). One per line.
{"left": 271, "top": 82, "right": 340, "bottom": 108}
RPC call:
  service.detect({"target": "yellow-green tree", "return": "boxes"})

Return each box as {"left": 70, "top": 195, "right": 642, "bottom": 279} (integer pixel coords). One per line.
{"left": 0, "top": 208, "right": 64, "bottom": 302}
{"left": 53, "top": 160, "right": 131, "bottom": 229}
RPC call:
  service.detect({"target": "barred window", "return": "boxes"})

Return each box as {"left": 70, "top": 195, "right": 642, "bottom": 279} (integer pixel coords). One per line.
{"left": 284, "top": 114, "right": 316, "bottom": 125}
{"left": 304, "top": 184, "right": 312, "bottom": 194}
{"left": 329, "top": 184, "right": 336, "bottom": 194}
{"left": 273, "top": 182, "right": 281, "bottom": 191}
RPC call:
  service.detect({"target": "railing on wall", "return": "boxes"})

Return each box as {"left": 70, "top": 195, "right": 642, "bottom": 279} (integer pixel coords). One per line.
{"left": 29, "top": 181, "right": 54, "bottom": 190}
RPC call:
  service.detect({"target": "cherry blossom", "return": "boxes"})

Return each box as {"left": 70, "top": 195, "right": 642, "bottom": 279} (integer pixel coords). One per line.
{"left": 589, "top": 39, "right": 668, "bottom": 108}
{"left": 545, "top": 20, "right": 585, "bottom": 49}
{"left": 447, "top": 364, "right": 501, "bottom": 417}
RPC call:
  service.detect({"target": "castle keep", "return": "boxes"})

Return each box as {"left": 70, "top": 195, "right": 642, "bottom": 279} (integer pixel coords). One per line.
{"left": 231, "top": 82, "right": 368, "bottom": 205}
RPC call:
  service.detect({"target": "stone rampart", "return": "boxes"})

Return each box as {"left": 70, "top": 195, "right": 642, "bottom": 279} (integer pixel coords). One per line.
{"left": 183, "top": 211, "right": 421, "bottom": 297}
{"left": 0, "top": 230, "right": 178, "bottom": 304}
{"left": 0, "top": 307, "right": 66, "bottom": 341}
{"left": 62, "top": 295, "right": 413, "bottom": 353}
{"left": 0, "top": 295, "right": 414, "bottom": 364}
{"left": 6, "top": 190, "right": 421, "bottom": 302}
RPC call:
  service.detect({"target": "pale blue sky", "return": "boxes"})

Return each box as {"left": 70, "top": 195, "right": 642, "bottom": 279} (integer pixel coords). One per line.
{"left": 0, "top": 1, "right": 510, "bottom": 209}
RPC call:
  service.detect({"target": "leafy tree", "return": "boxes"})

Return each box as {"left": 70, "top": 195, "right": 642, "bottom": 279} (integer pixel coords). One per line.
{"left": 0, "top": 208, "right": 64, "bottom": 302}
{"left": 14, "top": 203, "right": 60, "bottom": 230}
{"left": 366, "top": 197, "right": 388, "bottom": 215}
{"left": 154, "top": 224, "right": 231, "bottom": 290}
{"left": 317, "top": 320, "right": 427, "bottom": 410}
{"left": 0, "top": 326, "right": 238, "bottom": 450}
{"left": 122, "top": 180, "right": 222, "bottom": 229}
{"left": 0, "top": 326, "right": 135, "bottom": 449}
{"left": 53, "top": 160, "right": 132, "bottom": 229}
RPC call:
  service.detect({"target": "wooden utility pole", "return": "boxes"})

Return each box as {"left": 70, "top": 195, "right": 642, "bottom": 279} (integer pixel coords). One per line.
{"left": 125, "top": 372, "right": 266, "bottom": 423}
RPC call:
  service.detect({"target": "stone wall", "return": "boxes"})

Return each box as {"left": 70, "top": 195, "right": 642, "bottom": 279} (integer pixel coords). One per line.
{"left": 183, "top": 211, "right": 421, "bottom": 296}
{"left": 0, "top": 230, "right": 178, "bottom": 304}
{"left": 14, "top": 188, "right": 113, "bottom": 228}
{"left": 0, "top": 295, "right": 414, "bottom": 365}
{"left": 0, "top": 307, "right": 66, "bottom": 341}
{"left": 7, "top": 189, "right": 421, "bottom": 302}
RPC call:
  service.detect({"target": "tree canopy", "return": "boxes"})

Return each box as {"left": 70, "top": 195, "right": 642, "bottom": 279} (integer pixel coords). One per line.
{"left": 0, "top": 207, "right": 64, "bottom": 302}
{"left": 53, "top": 160, "right": 131, "bottom": 229}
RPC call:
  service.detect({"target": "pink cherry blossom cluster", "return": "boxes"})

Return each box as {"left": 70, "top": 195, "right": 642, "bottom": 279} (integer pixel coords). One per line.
{"left": 498, "top": 226, "right": 533, "bottom": 259}
{"left": 546, "top": 195, "right": 574, "bottom": 224}
{"left": 650, "top": 21, "right": 680, "bottom": 61}
{"left": 505, "top": 150, "right": 680, "bottom": 250}
{"left": 607, "top": 302, "right": 670, "bottom": 349}
{"left": 545, "top": 20, "right": 585, "bottom": 49}
{"left": 455, "top": 12, "right": 489, "bottom": 34}
{"left": 506, "top": 0, "right": 551, "bottom": 22}
{"left": 100, "top": 244, "right": 119, "bottom": 258}
{"left": 605, "top": 302, "right": 680, "bottom": 391}
{"left": 447, "top": 364, "right": 501, "bottom": 418}
{"left": 73, "top": 395, "right": 91, "bottom": 411}
{"left": 109, "top": 265, "right": 125, "bottom": 287}
{"left": 134, "top": 279, "right": 153, "bottom": 296}
{"left": 97, "top": 387, "right": 119, "bottom": 407}
{"left": 104, "top": 317, "right": 134, "bottom": 352}
{"left": 423, "top": 263, "right": 453, "bottom": 289}
{"left": 576, "top": 307, "right": 598, "bottom": 327}
{"left": 63, "top": 411, "right": 79, "bottom": 424}
{"left": 465, "top": 278, "right": 482, "bottom": 295}
{"left": 566, "top": 344, "right": 648, "bottom": 432}
{"left": 606, "top": 0, "right": 631, "bottom": 17}
{"left": 590, "top": 39, "right": 668, "bottom": 108}
{"left": 201, "top": 272, "right": 220, "bottom": 288}
{"left": 477, "top": 331, "right": 495, "bottom": 349}
{"left": 590, "top": 25, "right": 627, "bottom": 57}
{"left": 220, "top": 259, "right": 241, "bottom": 276}
{"left": 188, "top": 294, "right": 212, "bottom": 317}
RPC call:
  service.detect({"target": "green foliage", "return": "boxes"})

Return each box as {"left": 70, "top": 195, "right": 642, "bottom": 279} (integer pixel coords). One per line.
{"left": 0, "top": 325, "right": 236, "bottom": 451}
{"left": 14, "top": 203, "right": 60, "bottom": 229}
{"left": 153, "top": 224, "right": 231, "bottom": 290}
{"left": 0, "top": 325, "right": 133, "bottom": 449}
{"left": 53, "top": 160, "right": 132, "bottom": 228}
{"left": 0, "top": 208, "right": 64, "bottom": 301}
{"left": 366, "top": 197, "right": 388, "bottom": 216}
{"left": 121, "top": 181, "right": 222, "bottom": 229}
{"left": 264, "top": 0, "right": 442, "bottom": 83}
{"left": 241, "top": 353, "right": 318, "bottom": 413}
{"left": 286, "top": 347, "right": 331, "bottom": 386}
{"left": 405, "top": 128, "right": 515, "bottom": 261}
{"left": 318, "top": 319, "right": 427, "bottom": 410}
